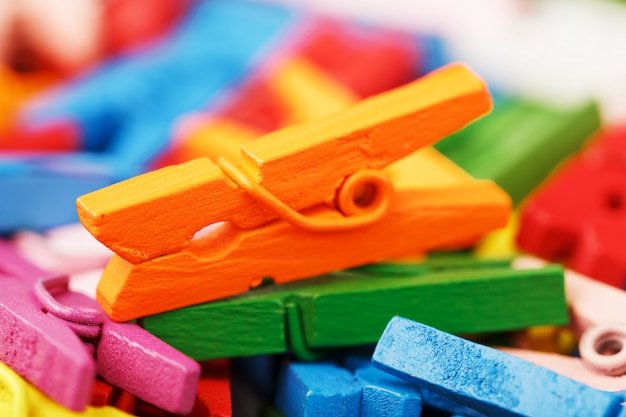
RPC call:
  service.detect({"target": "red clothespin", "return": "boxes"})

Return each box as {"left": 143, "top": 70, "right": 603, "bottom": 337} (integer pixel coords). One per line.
{"left": 0, "top": 241, "right": 200, "bottom": 414}
{"left": 517, "top": 126, "right": 626, "bottom": 288}
{"left": 77, "top": 63, "right": 512, "bottom": 321}
{"left": 156, "top": 17, "right": 419, "bottom": 168}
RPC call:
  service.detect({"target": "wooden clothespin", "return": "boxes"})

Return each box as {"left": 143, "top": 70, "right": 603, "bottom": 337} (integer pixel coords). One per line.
{"left": 77, "top": 63, "right": 512, "bottom": 321}
{"left": 500, "top": 347, "right": 626, "bottom": 393}
{"left": 0, "top": 241, "right": 200, "bottom": 414}
{"left": 373, "top": 317, "right": 626, "bottom": 417}
{"left": 141, "top": 254, "right": 567, "bottom": 362}
{"left": 517, "top": 125, "right": 626, "bottom": 288}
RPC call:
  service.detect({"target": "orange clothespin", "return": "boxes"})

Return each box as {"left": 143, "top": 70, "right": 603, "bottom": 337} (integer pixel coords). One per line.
{"left": 77, "top": 63, "right": 512, "bottom": 321}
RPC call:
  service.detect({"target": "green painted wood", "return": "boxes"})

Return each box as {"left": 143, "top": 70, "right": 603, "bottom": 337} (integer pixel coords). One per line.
{"left": 139, "top": 296, "right": 287, "bottom": 360}
{"left": 140, "top": 260, "right": 567, "bottom": 361}
{"left": 435, "top": 98, "right": 600, "bottom": 205}
{"left": 300, "top": 265, "right": 566, "bottom": 348}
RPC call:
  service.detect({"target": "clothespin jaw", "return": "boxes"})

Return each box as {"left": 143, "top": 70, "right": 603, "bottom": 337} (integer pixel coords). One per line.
{"left": 77, "top": 63, "right": 493, "bottom": 263}
{"left": 77, "top": 63, "right": 512, "bottom": 321}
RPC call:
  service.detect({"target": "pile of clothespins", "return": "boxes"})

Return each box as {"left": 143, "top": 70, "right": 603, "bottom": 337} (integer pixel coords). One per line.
{"left": 2, "top": 0, "right": 626, "bottom": 416}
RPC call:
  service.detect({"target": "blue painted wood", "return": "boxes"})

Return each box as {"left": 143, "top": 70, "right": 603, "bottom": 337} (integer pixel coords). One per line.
{"left": 373, "top": 316, "right": 626, "bottom": 417}
{"left": 355, "top": 365, "right": 422, "bottom": 417}
{"left": 1, "top": 0, "right": 296, "bottom": 232}
{"left": 343, "top": 351, "right": 481, "bottom": 417}
{"left": 274, "top": 362, "right": 362, "bottom": 417}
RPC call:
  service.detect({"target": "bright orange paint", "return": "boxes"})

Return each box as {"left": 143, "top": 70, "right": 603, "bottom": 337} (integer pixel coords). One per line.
{"left": 77, "top": 63, "right": 511, "bottom": 321}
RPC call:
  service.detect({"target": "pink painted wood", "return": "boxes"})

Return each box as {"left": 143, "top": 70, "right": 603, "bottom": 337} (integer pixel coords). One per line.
{"left": 0, "top": 240, "right": 200, "bottom": 414}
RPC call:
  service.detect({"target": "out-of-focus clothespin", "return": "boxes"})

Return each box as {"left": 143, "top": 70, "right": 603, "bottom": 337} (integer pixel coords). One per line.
{"left": 15, "top": 0, "right": 297, "bottom": 170}
{"left": 0, "top": 0, "right": 101, "bottom": 74}
{"left": 0, "top": 65, "right": 59, "bottom": 135}
{"left": 101, "top": 0, "right": 197, "bottom": 58}
{"left": 517, "top": 125, "right": 626, "bottom": 288}
{"left": 157, "top": 18, "right": 420, "bottom": 168}
{"left": 12, "top": 222, "right": 112, "bottom": 277}
{"left": 0, "top": 0, "right": 198, "bottom": 75}
{"left": 499, "top": 347, "right": 626, "bottom": 394}
{"left": 0, "top": 241, "right": 200, "bottom": 414}
{"left": 373, "top": 316, "right": 626, "bottom": 417}
{"left": 435, "top": 97, "right": 600, "bottom": 206}
{"left": 0, "top": 153, "right": 118, "bottom": 232}
{"left": 0, "top": 0, "right": 298, "bottom": 233}
{"left": 77, "top": 63, "right": 512, "bottom": 322}
{"left": 514, "top": 256, "right": 626, "bottom": 379}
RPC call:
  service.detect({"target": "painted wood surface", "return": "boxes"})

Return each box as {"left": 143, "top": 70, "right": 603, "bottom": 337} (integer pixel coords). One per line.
{"left": 435, "top": 98, "right": 600, "bottom": 205}
{"left": 90, "top": 131, "right": 511, "bottom": 321}
{"left": 373, "top": 317, "right": 626, "bottom": 417}
{"left": 77, "top": 63, "right": 492, "bottom": 264}
{"left": 140, "top": 260, "right": 567, "bottom": 361}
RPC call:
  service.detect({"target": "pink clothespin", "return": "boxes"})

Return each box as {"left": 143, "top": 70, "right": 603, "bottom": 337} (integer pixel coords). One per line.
{"left": 515, "top": 256, "right": 626, "bottom": 380}
{"left": 13, "top": 223, "right": 112, "bottom": 276}
{"left": 500, "top": 347, "right": 626, "bottom": 393}
{"left": 0, "top": 240, "right": 200, "bottom": 414}
{"left": 566, "top": 268, "right": 626, "bottom": 377}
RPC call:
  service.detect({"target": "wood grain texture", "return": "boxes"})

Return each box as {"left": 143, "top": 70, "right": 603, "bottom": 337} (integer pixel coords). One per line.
{"left": 140, "top": 261, "right": 567, "bottom": 361}
{"left": 98, "top": 173, "right": 510, "bottom": 321}
{"left": 373, "top": 317, "right": 625, "bottom": 417}
{"left": 77, "top": 63, "right": 492, "bottom": 265}
{"left": 435, "top": 98, "right": 600, "bottom": 205}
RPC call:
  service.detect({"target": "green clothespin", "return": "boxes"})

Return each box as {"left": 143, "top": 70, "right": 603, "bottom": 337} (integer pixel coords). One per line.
{"left": 140, "top": 257, "right": 568, "bottom": 361}
{"left": 435, "top": 98, "right": 600, "bottom": 205}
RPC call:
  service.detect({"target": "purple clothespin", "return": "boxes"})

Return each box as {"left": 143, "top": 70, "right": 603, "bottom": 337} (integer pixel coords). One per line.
{"left": 0, "top": 240, "right": 200, "bottom": 413}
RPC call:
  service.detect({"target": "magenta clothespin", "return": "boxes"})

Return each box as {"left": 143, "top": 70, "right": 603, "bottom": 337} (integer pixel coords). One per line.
{"left": 0, "top": 240, "right": 200, "bottom": 414}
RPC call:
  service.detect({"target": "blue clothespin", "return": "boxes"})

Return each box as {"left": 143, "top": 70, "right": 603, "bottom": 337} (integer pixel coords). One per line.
{"left": 373, "top": 316, "right": 626, "bottom": 417}
{"left": 274, "top": 358, "right": 422, "bottom": 417}
{"left": 1, "top": 0, "right": 297, "bottom": 233}
{"left": 0, "top": 154, "right": 113, "bottom": 232}
{"left": 274, "top": 361, "right": 362, "bottom": 417}
{"left": 0, "top": 240, "right": 200, "bottom": 413}
{"left": 19, "top": 0, "right": 296, "bottom": 166}
{"left": 342, "top": 348, "right": 484, "bottom": 417}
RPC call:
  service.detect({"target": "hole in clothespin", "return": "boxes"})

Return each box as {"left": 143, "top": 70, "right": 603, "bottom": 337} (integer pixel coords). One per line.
{"left": 596, "top": 339, "right": 623, "bottom": 356}
{"left": 580, "top": 322, "right": 626, "bottom": 376}
{"left": 337, "top": 170, "right": 392, "bottom": 217}
{"left": 353, "top": 182, "right": 378, "bottom": 209}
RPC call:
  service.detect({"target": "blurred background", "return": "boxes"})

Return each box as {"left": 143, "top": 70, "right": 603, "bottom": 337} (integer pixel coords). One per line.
{"left": 2, "top": 1, "right": 626, "bottom": 416}
{"left": 2, "top": 0, "right": 626, "bottom": 234}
